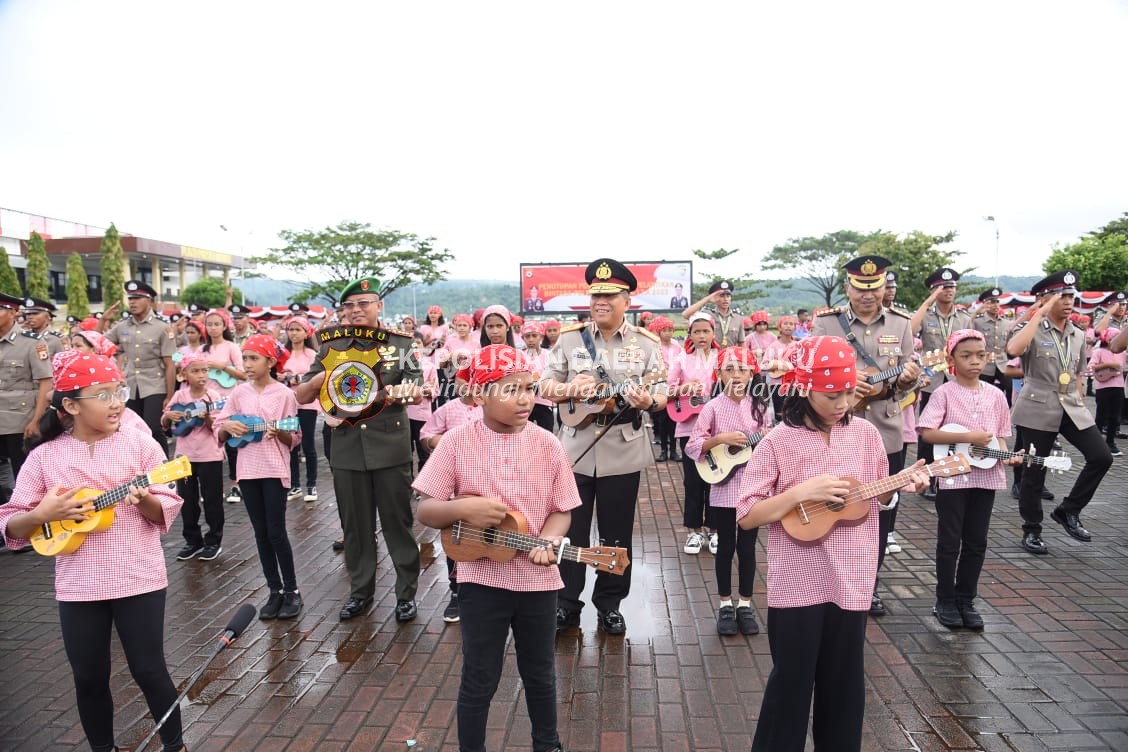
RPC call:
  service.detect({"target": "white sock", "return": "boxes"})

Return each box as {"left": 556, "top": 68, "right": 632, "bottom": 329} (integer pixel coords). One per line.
{"left": 719, "top": 599, "right": 733, "bottom": 608}
{"left": 738, "top": 599, "right": 751, "bottom": 608}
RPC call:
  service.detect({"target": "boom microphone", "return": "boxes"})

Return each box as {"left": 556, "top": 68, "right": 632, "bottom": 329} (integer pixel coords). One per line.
{"left": 223, "top": 603, "right": 256, "bottom": 641}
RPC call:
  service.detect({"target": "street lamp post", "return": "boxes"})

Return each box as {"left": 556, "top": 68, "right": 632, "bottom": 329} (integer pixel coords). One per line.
{"left": 983, "top": 216, "right": 1000, "bottom": 288}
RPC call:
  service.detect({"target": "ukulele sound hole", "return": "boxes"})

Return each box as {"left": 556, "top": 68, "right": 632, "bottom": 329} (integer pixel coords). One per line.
{"left": 825, "top": 499, "right": 845, "bottom": 512}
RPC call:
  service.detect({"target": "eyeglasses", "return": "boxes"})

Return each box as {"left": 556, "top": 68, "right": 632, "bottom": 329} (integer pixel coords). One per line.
{"left": 340, "top": 299, "right": 379, "bottom": 311}
{"left": 70, "top": 386, "right": 130, "bottom": 405}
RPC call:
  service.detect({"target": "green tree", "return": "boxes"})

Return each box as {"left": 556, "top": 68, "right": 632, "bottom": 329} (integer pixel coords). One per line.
{"left": 761, "top": 231, "right": 878, "bottom": 307}
{"left": 858, "top": 230, "right": 962, "bottom": 310}
{"left": 1090, "top": 211, "right": 1128, "bottom": 241}
{"left": 0, "top": 251, "right": 21, "bottom": 297}
{"left": 182, "top": 277, "right": 244, "bottom": 309}
{"left": 252, "top": 221, "right": 454, "bottom": 305}
{"left": 99, "top": 223, "right": 127, "bottom": 311}
{"left": 689, "top": 247, "right": 765, "bottom": 313}
{"left": 1043, "top": 234, "right": 1128, "bottom": 292}
{"left": 65, "top": 253, "right": 91, "bottom": 319}
{"left": 25, "top": 231, "right": 50, "bottom": 300}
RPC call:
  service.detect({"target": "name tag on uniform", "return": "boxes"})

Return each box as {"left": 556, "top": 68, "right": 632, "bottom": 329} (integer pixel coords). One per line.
{"left": 616, "top": 348, "right": 643, "bottom": 366}
{"left": 570, "top": 347, "right": 592, "bottom": 371}
{"left": 878, "top": 335, "right": 899, "bottom": 344}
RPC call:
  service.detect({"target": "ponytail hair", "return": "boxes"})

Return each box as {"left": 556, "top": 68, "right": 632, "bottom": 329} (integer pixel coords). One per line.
{"left": 27, "top": 389, "right": 79, "bottom": 452}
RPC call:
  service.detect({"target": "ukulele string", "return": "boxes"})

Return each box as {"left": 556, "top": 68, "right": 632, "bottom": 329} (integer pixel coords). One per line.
{"left": 788, "top": 466, "right": 951, "bottom": 524}
{"left": 447, "top": 525, "right": 582, "bottom": 561}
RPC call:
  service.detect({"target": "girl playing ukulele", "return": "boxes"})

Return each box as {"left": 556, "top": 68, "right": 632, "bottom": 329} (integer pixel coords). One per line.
{"left": 736, "top": 336, "right": 929, "bottom": 752}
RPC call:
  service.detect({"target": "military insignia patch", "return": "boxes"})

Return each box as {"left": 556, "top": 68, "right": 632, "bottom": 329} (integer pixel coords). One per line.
{"left": 316, "top": 325, "right": 394, "bottom": 424}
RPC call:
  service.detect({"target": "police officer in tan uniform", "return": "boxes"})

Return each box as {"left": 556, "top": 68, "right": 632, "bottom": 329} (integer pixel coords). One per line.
{"left": 542, "top": 258, "right": 667, "bottom": 635}
{"left": 229, "top": 304, "right": 254, "bottom": 347}
{"left": 683, "top": 279, "right": 744, "bottom": 347}
{"left": 972, "top": 287, "right": 1013, "bottom": 403}
{"left": 294, "top": 276, "right": 423, "bottom": 623}
{"left": 1006, "top": 270, "right": 1113, "bottom": 555}
{"left": 811, "top": 255, "right": 920, "bottom": 617}
{"left": 101, "top": 280, "right": 177, "bottom": 447}
{"left": 21, "top": 297, "right": 64, "bottom": 358}
{"left": 0, "top": 292, "right": 52, "bottom": 494}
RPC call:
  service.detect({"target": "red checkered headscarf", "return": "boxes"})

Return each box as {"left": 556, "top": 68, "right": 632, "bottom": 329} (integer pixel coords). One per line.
{"left": 647, "top": 315, "right": 675, "bottom": 334}
{"left": 52, "top": 350, "right": 124, "bottom": 393}
{"left": 779, "top": 336, "right": 856, "bottom": 394}
{"left": 243, "top": 334, "right": 289, "bottom": 371}
{"left": 751, "top": 310, "right": 770, "bottom": 325}
{"left": 469, "top": 344, "right": 532, "bottom": 388}
{"left": 716, "top": 346, "right": 760, "bottom": 377}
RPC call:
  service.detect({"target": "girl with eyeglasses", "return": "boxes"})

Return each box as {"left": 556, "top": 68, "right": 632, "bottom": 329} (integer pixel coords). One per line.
{"left": 0, "top": 350, "right": 188, "bottom": 752}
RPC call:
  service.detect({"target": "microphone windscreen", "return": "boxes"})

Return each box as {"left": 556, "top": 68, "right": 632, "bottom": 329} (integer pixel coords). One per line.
{"left": 225, "top": 603, "right": 257, "bottom": 637}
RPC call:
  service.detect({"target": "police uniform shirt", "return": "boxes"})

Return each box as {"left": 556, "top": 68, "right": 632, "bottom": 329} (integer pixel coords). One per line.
{"left": 972, "top": 312, "right": 1010, "bottom": 376}
{"left": 543, "top": 321, "right": 666, "bottom": 477}
{"left": 105, "top": 311, "right": 177, "bottom": 399}
{"left": 0, "top": 326, "right": 52, "bottom": 435}
{"left": 919, "top": 305, "right": 972, "bottom": 392}
{"left": 811, "top": 305, "right": 913, "bottom": 454}
{"left": 304, "top": 324, "right": 422, "bottom": 472}
{"left": 1008, "top": 317, "right": 1094, "bottom": 432}
{"left": 712, "top": 310, "right": 745, "bottom": 348}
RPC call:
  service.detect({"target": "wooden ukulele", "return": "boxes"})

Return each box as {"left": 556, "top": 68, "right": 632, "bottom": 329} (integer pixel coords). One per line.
{"left": 933, "top": 424, "right": 1072, "bottom": 472}
{"left": 695, "top": 429, "right": 768, "bottom": 485}
{"left": 559, "top": 375, "right": 665, "bottom": 429}
{"left": 442, "top": 509, "right": 629, "bottom": 574}
{"left": 31, "top": 456, "right": 193, "bottom": 557}
{"left": 851, "top": 350, "right": 948, "bottom": 412}
{"left": 781, "top": 455, "right": 970, "bottom": 543}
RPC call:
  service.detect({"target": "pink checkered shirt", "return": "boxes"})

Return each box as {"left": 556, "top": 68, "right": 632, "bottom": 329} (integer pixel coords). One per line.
{"left": 667, "top": 350, "right": 717, "bottom": 438}
{"left": 283, "top": 346, "right": 319, "bottom": 409}
{"left": 406, "top": 357, "right": 440, "bottom": 422}
{"left": 684, "top": 395, "right": 769, "bottom": 509}
{"left": 0, "top": 429, "right": 183, "bottom": 602}
{"left": 523, "top": 348, "right": 554, "bottom": 407}
{"left": 736, "top": 420, "right": 887, "bottom": 611}
{"left": 412, "top": 420, "right": 582, "bottom": 592}
{"left": 917, "top": 380, "right": 1011, "bottom": 491}
{"left": 166, "top": 384, "right": 226, "bottom": 462}
{"left": 419, "top": 398, "right": 481, "bottom": 442}
{"left": 204, "top": 340, "right": 244, "bottom": 395}
{"left": 212, "top": 381, "right": 301, "bottom": 487}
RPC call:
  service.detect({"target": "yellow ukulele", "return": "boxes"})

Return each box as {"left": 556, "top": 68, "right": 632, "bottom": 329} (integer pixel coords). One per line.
{"left": 31, "top": 456, "right": 193, "bottom": 557}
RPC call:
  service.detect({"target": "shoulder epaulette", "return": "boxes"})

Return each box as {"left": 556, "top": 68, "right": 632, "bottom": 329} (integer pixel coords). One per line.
{"left": 20, "top": 330, "right": 41, "bottom": 340}
{"left": 814, "top": 307, "right": 843, "bottom": 317}
{"left": 560, "top": 322, "right": 585, "bottom": 333}
{"left": 632, "top": 325, "right": 659, "bottom": 343}
{"left": 887, "top": 306, "right": 911, "bottom": 319}
{"left": 973, "top": 311, "right": 985, "bottom": 319}
{"left": 381, "top": 326, "right": 414, "bottom": 340}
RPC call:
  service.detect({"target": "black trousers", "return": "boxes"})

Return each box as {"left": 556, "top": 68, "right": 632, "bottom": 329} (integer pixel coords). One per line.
{"left": 679, "top": 437, "right": 712, "bottom": 530}
{"left": 178, "top": 459, "right": 224, "bottom": 547}
{"left": 559, "top": 471, "right": 640, "bottom": 614}
{"left": 529, "top": 404, "right": 555, "bottom": 433}
{"left": 241, "top": 478, "right": 299, "bottom": 593}
{"left": 751, "top": 603, "right": 868, "bottom": 752}
{"left": 408, "top": 418, "right": 431, "bottom": 474}
{"left": 711, "top": 506, "right": 758, "bottom": 599}
{"left": 917, "top": 390, "right": 935, "bottom": 465}
{"left": 874, "top": 450, "right": 905, "bottom": 586}
{"left": 288, "top": 408, "right": 319, "bottom": 489}
{"left": 127, "top": 394, "right": 167, "bottom": 453}
{"left": 980, "top": 369, "right": 1013, "bottom": 406}
{"left": 652, "top": 410, "right": 676, "bottom": 454}
{"left": 58, "top": 590, "right": 183, "bottom": 752}
{"left": 226, "top": 443, "right": 239, "bottom": 483}
{"left": 457, "top": 584, "right": 560, "bottom": 752}
{"left": 0, "top": 432, "right": 28, "bottom": 484}
{"left": 1094, "top": 388, "right": 1125, "bottom": 445}
{"left": 934, "top": 488, "right": 995, "bottom": 602}
{"left": 1017, "top": 416, "right": 1113, "bottom": 535}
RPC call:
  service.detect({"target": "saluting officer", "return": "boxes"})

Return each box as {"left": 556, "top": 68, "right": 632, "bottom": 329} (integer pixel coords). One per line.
{"left": 541, "top": 258, "right": 668, "bottom": 635}
{"left": 1006, "top": 270, "right": 1113, "bottom": 555}
{"left": 0, "top": 292, "right": 52, "bottom": 488}
{"left": 972, "top": 288, "right": 1013, "bottom": 403}
{"left": 100, "top": 280, "right": 177, "bottom": 447}
{"left": 294, "top": 276, "right": 424, "bottom": 623}
{"left": 683, "top": 280, "right": 744, "bottom": 347}
{"left": 229, "top": 304, "right": 254, "bottom": 347}
{"left": 811, "top": 255, "right": 920, "bottom": 617}
{"left": 21, "top": 297, "right": 64, "bottom": 358}
{"left": 910, "top": 268, "right": 973, "bottom": 498}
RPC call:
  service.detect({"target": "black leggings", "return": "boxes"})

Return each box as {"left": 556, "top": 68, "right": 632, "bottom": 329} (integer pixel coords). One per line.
{"left": 288, "top": 408, "right": 319, "bottom": 488}
{"left": 409, "top": 418, "right": 431, "bottom": 473}
{"left": 711, "top": 507, "right": 758, "bottom": 599}
{"left": 241, "top": 478, "right": 299, "bottom": 593}
{"left": 58, "top": 590, "right": 183, "bottom": 752}
{"left": 1095, "top": 388, "right": 1125, "bottom": 445}
{"left": 679, "top": 437, "right": 713, "bottom": 530}
{"left": 652, "top": 411, "right": 676, "bottom": 454}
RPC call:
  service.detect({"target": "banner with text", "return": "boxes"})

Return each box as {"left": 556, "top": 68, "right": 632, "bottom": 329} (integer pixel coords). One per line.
{"left": 519, "top": 261, "right": 693, "bottom": 314}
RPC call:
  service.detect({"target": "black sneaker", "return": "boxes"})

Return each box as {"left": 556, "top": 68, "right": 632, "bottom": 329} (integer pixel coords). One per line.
{"left": 394, "top": 599, "right": 418, "bottom": 622}
{"left": 442, "top": 592, "right": 460, "bottom": 623}
{"left": 260, "top": 592, "right": 284, "bottom": 620}
{"left": 1108, "top": 444, "right": 1123, "bottom": 457}
{"left": 556, "top": 607, "right": 581, "bottom": 631}
{"left": 717, "top": 605, "right": 738, "bottom": 635}
{"left": 868, "top": 595, "right": 887, "bottom": 617}
{"left": 198, "top": 544, "right": 222, "bottom": 561}
{"left": 277, "top": 592, "right": 303, "bottom": 619}
{"left": 176, "top": 544, "right": 204, "bottom": 561}
{"left": 736, "top": 606, "right": 760, "bottom": 635}
{"left": 226, "top": 485, "right": 242, "bottom": 504}
{"left": 958, "top": 600, "right": 984, "bottom": 630}
{"left": 933, "top": 599, "right": 963, "bottom": 628}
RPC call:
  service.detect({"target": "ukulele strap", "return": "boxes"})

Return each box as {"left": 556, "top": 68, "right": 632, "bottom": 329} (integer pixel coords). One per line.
{"left": 836, "top": 313, "right": 882, "bottom": 371}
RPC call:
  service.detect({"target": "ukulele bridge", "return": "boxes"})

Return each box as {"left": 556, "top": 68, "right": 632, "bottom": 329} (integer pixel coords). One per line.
{"left": 451, "top": 520, "right": 463, "bottom": 544}
{"left": 795, "top": 503, "right": 811, "bottom": 524}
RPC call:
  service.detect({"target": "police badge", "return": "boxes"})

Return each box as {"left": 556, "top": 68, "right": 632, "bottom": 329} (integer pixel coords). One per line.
{"left": 315, "top": 325, "right": 396, "bottom": 424}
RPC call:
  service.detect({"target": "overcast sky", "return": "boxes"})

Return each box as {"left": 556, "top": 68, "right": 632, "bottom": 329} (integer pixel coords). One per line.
{"left": 1, "top": 1, "right": 1125, "bottom": 284}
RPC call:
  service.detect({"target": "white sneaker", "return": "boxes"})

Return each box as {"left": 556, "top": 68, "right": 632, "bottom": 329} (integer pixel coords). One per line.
{"left": 707, "top": 532, "right": 719, "bottom": 555}
{"left": 886, "top": 533, "right": 902, "bottom": 554}
{"left": 225, "top": 486, "right": 242, "bottom": 504}
{"left": 304, "top": 487, "right": 318, "bottom": 502}
{"left": 287, "top": 487, "right": 303, "bottom": 502}
{"left": 683, "top": 531, "right": 704, "bottom": 555}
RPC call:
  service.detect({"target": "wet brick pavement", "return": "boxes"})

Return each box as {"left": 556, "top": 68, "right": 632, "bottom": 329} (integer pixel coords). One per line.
{"left": 2, "top": 415, "right": 1127, "bottom": 751}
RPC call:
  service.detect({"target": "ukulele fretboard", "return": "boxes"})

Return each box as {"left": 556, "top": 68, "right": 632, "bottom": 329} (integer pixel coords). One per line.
{"left": 451, "top": 521, "right": 586, "bottom": 563}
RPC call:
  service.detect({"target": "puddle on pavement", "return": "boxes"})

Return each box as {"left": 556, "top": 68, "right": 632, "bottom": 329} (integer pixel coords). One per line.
{"left": 555, "top": 559, "right": 657, "bottom": 643}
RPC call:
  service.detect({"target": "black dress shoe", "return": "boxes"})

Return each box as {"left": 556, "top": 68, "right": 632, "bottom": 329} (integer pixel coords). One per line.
{"left": 556, "top": 607, "right": 581, "bottom": 631}
{"left": 1040, "top": 488, "right": 1054, "bottom": 501}
{"left": 1050, "top": 508, "right": 1091, "bottom": 542}
{"left": 1021, "top": 533, "right": 1048, "bottom": 555}
{"left": 868, "top": 595, "right": 886, "bottom": 617}
{"left": 933, "top": 600, "right": 963, "bottom": 628}
{"left": 332, "top": 538, "right": 345, "bottom": 552}
{"left": 597, "top": 609, "right": 626, "bottom": 634}
{"left": 339, "top": 596, "right": 374, "bottom": 620}
{"left": 395, "top": 599, "right": 418, "bottom": 622}
{"left": 958, "top": 600, "right": 984, "bottom": 630}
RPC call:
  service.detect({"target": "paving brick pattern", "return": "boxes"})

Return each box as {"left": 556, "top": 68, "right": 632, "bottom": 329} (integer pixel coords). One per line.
{"left": 2, "top": 411, "right": 1127, "bottom": 751}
